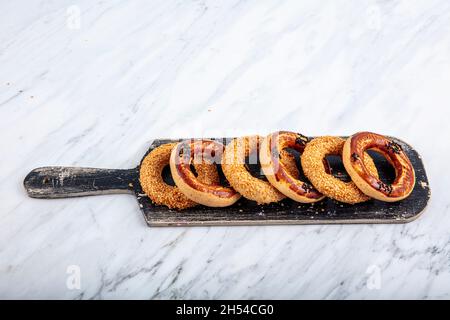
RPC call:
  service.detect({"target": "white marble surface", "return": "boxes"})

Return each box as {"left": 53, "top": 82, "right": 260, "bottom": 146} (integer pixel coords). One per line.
{"left": 1, "top": 0, "right": 450, "bottom": 299}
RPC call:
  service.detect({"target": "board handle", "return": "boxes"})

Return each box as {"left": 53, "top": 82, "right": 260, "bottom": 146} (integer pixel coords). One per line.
{"left": 24, "top": 166, "right": 139, "bottom": 199}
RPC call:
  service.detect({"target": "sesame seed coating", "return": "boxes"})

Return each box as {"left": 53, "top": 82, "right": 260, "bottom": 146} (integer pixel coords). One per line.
{"left": 139, "top": 143, "right": 219, "bottom": 210}
{"left": 301, "top": 136, "right": 379, "bottom": 204}
{"left": 222, "top": 136, "right": 299, "bottom": 204}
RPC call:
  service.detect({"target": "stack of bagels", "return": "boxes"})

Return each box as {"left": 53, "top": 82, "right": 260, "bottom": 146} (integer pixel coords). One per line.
{"left": 139, "top": 131, "right": 415, "bottom": 209}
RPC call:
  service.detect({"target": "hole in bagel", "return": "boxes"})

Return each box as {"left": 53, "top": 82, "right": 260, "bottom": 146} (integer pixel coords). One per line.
{"left": 162, "top": 165, "right": 176, "bottom": 186}
{"left": 217, "top": 164, "right": 232, "bottom": 187}
{"left": 366, "top": 150, "right": 396, "bottom": 185}
{"left": 325, "top": 155, "right": 352, "bottom": 183}
{"left": 285, "top": 148, "right": 309, "bottom": 181}
{"left": 245, "top": 154, "right": 267, "bottom": 181}
{"left": 190, "top": 163, "right": 198, "bottom": 177}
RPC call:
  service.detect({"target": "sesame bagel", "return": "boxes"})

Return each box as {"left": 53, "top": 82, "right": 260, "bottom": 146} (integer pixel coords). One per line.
{"left": 222, "top": 136, "right": 299, "bottom": 204}
{"left": 342, "top": 132, "right": 415, "bottom": 202}
{"left": 301, "top": 136, "right": 379, "bottom": 204}
{"left": 139, "top": 143, "right": 220, "bottom": 210}
{"left": 170, "top": 139, "right": 241, "bottom": 207}
{"left": 260, "top": 131, "right": 325, "bottom": 203}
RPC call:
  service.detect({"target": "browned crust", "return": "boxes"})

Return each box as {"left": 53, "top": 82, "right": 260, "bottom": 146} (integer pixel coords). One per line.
{"left": 343, "top": 132, "right": 415, "bottom": 201}
{"left": 170, "top": 140, "right": 241, "bottom": 207}
{"left": 301, "top": 136, "right": 379, "bottom": 204}
{"left": 139, "top": 143, "right": 219, "bottom": 209}
{"left": 260, "top": 131, "right": 325, "bottom": 203}
{"left": 222, "top": 136, "right": 299, "bottom": 204}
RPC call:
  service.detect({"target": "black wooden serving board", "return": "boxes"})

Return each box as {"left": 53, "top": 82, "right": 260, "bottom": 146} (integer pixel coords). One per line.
{"left": 24, "top": 137, "right": 430, "bottom": 227}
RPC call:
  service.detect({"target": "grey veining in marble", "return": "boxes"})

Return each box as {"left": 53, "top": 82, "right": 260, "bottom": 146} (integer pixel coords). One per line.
{"left": 1, "top": 0, "right": 449, "bottom": 299}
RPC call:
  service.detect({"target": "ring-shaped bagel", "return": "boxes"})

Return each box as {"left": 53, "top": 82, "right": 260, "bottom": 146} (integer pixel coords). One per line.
{"left": 170, "top": 139, "right": 241, "bottom": 207}
{"left": 222, "top": 136, "right": 299, "bottom": 204}
{"left": 301, "top": 136, "right": 379, "bottom": 204}
{"left": 342, "top": 132, "right": 415, "bottom": 202}
{"left": 260, "top": 131, "right": 325, "bottom": 203}
{"left": 139, "top": 143, "right": 220, "bottom": 210}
